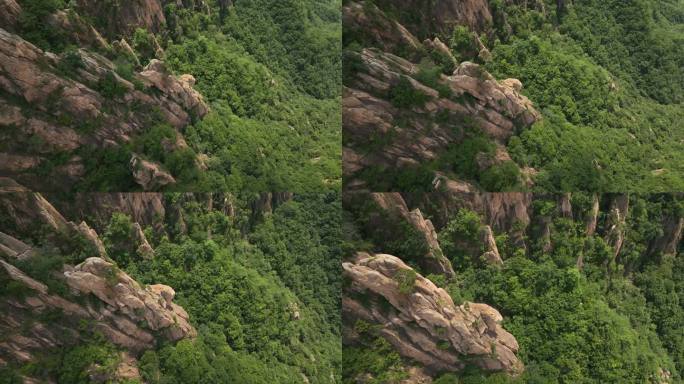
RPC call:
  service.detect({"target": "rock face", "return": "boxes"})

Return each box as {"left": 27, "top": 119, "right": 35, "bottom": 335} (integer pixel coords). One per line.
{"left": 480, "top": 225, "right": 503, "bottom": 265}
{"left": 343, "top": 0, "right": 540, "bottom": 191}
{"left": 64, "top": 257, "right": 194, "bottom": 343}
{"left": 130, "top": 154, "right": 176, "bottom": 191}
{"left": 74, "top": 0, "right": 167, "bottom": 39}
{"left": 0, "top": 0, "right": 21, "bottom": 32}
{"left": 649, "top": 215, "right": 683, "bottom": 257}
{"left": 0, "top": 184, "right": 196, "bottom": 367}
{"left": 53, "top": 192, "right": 166, "bottom": 231}
{"left": 604, "top": 194, "right": 629, "bottom": 260}
{"left": 343, "top": 48, "right": 539, "bottom": 190}
{"left": 369, "top": 0, "right": 493, "bottom": 37}
{"left": 343, "top": 252, "right": 523, "bottom": 375}
{"left": 0, "top": 25, "right": 208, "bottom": 190}
{"left": 365, "top": 193, "right": 456, "bottom": 278}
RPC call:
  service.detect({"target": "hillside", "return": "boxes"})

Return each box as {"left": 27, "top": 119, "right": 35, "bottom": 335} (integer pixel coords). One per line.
{"left": 0, "top": 178, "right": 341, "bottom": 383}
{"left": 343, "top": 191, "right": 683, "bottom": 383}
{"left": 0, "top": 0, "right": 341, "bottom": 192}
{"left": 342, "top": 0, "right": 684, "bottom": 192}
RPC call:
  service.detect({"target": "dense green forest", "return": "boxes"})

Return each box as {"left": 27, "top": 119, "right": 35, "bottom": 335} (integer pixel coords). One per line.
{"left": 0, "top": 192, "right": 341, "bottom": 383}
{"left": 485, "top": 0, "right": 684, "bottom": 192}
{"left": 343, "top": 193, "right": 684, "bottom": 383}
{"left": 162, "top": 0, "right": 341, "bottom": 191}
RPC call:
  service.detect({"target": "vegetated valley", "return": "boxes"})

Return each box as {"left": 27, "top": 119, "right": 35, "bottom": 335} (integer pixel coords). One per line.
{"left": 0, "top": 0, "right": 341, "bottom": 192}
{"left": 342, "top": 0, "right": 684, "bottom": 192}
{"left": 0, "top": 177, "right": 341, "bottom": 383}
{"left": 343, "top": 191, "right": 683, "bottom": 383}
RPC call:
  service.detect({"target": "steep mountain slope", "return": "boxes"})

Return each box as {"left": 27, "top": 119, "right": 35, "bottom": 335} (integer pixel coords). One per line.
{"left": 0, "top": 179, "right": 341, "bottom": 383}
{"left": 342, "top": 0, "right": 684, "bottom": 192}
{"left": 343, "top": 191, "right": 683, "bottom": 383}
{"left": 0, "top": 0, "right": 341, "bottom": 192}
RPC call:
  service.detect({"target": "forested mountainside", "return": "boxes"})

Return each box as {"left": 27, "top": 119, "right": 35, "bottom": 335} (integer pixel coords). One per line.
{"left": 342, "top": 0, "right": 684, "bottom": 192}
{"left": 343, "top": 192, "right": 683, "bottom": 383}
{"left": 0, "top": 0, "right": 341, "bottom": 192}
{"left": 0, "top": 178, "right": 341, "bottom": 383}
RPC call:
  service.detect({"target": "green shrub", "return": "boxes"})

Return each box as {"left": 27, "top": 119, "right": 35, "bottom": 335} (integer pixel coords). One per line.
{"left": 479, "top": 161, "right": 521, "bottom": 191}
{"left": 414, "top": 64, "right": 452, "bottom": 98}
{"left": 450, "top": 25, "right": 478, "bottom": 61}
{"left": 395, "top": 269, "right": 418, "bottom": 294}
{"left": 96, "top": 72, "right": 128, "bottom": 99}
{"left": 389, "top": 76, "right": 430, "bottom": 108}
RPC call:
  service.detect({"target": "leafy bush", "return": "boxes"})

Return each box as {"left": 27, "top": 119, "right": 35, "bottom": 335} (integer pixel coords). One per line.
{"left": 389, "top": 76, "right": 430, "bottom": 108}
{"left": 95, "top": 72, "right": 128, "bottom": 99}
{"left": 480, "top": 161, "right": 521, "bottom": 191}
{"left": 395, "top": 269, "right": 417, "bottom": 294}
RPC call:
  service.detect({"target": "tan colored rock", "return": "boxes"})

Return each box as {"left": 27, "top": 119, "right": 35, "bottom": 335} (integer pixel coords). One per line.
{"left": 585, "top": 194, "right": 600, "bottom": 236}
{"left": 369, "top": 193, "right": 455, "bottom": 278}
{"left": 558, "top": 193, "right": 573, "bottom": 219}
{"left": 649, "top": 215, "right": 683, "bottom": 257}
{"left": 0, "top": 0, "right": 21, "bottom": 32}
{"left": 425, "top": 37, "right": 457, "bottom": 66}
{"left": 343, "top": 252, "right": 523, "bottom": 375}
{"left": 0, "top": 232, "right": 33, "bottom": 260}
{"left": 605, "top": 194, "right": 629, "bottom": 260}
{"left": 139, "top": 60, "right": 209, "bottom": 124}
{"left": 130, "top": 154, "right": 176, "bottom": 191}
{"left": 112, "top": 39, "right": 140, "bottom": 66}
{"left": 47, "top": 10, "right": 110, "bottom": 51}
{"left": 343, "top": 2, "right": 423, "bottom": 59}
{"left": 148, "top": 284, "right": 175, "bottom": 305}
{"left": 480, "top": 225, "right": 503, "bottom": 265}
{"left": 74, "top": 0, "right": 166, "bottom": 38}
{"left": 63, "top": 257, "right": 195, "bottom": 342}
{"left": 116, "top": 352, "right": 142, "bottom": 382}
{"left": 0, "top": 154, "right": 42, "bottom": 173}
{"left": 0, "top": 29, "right": 207, "bottom": 191}
{"left": 500, "top": 78, "right": 523, "bottom": 92}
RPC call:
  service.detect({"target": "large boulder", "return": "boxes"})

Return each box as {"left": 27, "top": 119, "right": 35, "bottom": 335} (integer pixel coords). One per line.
{"left": 130, "top": 154, "right": 176, "bottom": 191}
{"left": 343, "top": 252, "right": 523, "bottom": 375}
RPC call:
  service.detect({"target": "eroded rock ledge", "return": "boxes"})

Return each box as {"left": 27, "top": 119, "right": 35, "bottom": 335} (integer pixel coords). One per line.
{"left": 0, "top": 180, "right": 196, "bottom": 370}
{"left": 343, "top": 252, "right": 523, "bottom": 376}
{"left": 0, "top": 25, "right": 208, "bottom": 190}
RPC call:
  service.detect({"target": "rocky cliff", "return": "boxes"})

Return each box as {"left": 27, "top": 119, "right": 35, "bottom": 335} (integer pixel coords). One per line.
{"left": 343, "top": 0, "right": 540, "bottom": 191}
{"left": 343, "top": 191, "right": 682, "bottom": 381}
{"left": 343, "top": 252, "right": 522, "bottom": 376}
{"left": 0, "top": 1, "right": 209, "bottom": 191}
{"left": 0, "top": 178, "right": 196, "bottom": 382}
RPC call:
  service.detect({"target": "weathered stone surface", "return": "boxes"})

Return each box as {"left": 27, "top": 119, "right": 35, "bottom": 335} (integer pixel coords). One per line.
{"left": 130, "top": 154, "right": 176, "bottom": 191}
{"left": 0, "top": 27, "right": 208, "bottom": 190}
{"left": 343, "top": 1, "right": 423, "bottom": 59}
{"left": 74, "top": 0, "right": 166, "bottom": 38}
{"left": 343, "top": 252, "right": 523, "bottom": 375}
{"left": 343, "top": 49, "right": 539, "bottom": 190}
{"left": 132, "top": 222, "right": 154, "bottom": 258}
{"left": 0, "top": 0, "right": 21, "bottom": 32}
{"left": 370, "top": 0, "right": 493, "bottom": 36}
{"left": 138, "top": 60, "right": 209, "bottom": 125}
{"left": 649, "top": 215, "right": 683, "bottom": 257}
{"left": 480, "top": 225, "right": 502, "bottom": 265}
{"left": 605, "top": 194, "right": 629, "bottom": 260}
{"left": 46, "top": 10, "right": 110, "bottom": 50}
{"left": 369, "top": 193, "right": 455, "bottom": 278}
{"left": 55, "top": 192, "right": 166, "bottom": 231}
